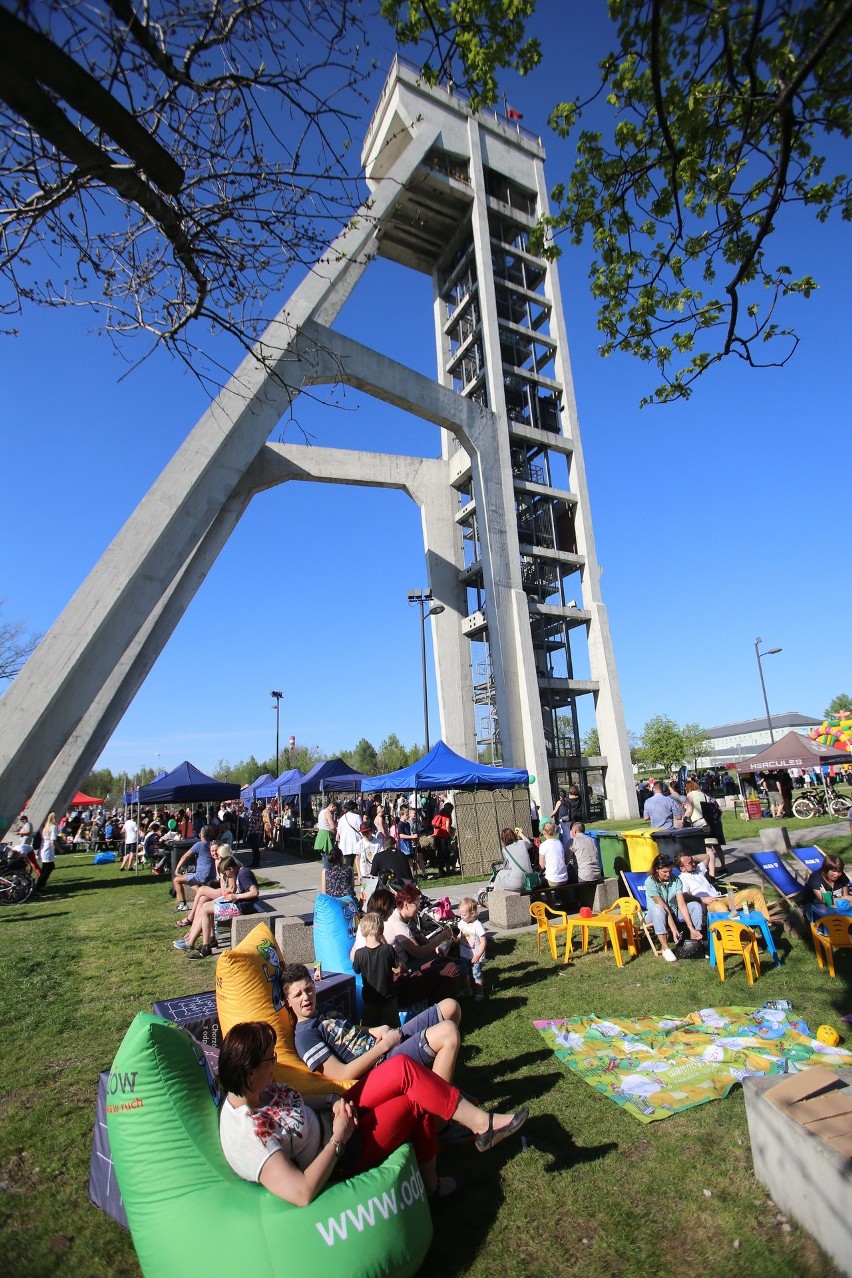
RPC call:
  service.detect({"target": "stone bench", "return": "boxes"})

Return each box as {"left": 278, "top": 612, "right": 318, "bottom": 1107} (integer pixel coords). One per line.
{"left": 273, "top": 915, "right": 315, "bottom": 965}
{"left": 744, "top": 1070, "right": 852, "bottom": 1277}
{"left": 228, "top": 899, "right": 281, "bottom": 946}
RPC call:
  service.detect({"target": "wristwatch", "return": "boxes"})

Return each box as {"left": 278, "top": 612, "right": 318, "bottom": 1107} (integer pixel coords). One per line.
{"left": 332, "top": 1141, "right": 345, "bottom": 1158}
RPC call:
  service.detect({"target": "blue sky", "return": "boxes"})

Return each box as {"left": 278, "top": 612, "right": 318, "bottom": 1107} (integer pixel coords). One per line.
{"left": 1, "top": 3, "right": 849, "bottom": 781}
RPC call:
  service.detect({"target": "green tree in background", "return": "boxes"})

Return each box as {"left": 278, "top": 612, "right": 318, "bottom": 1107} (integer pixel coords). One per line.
{"left": 681, "top": 722, "right": 712, "bottom": 770}
{"left": 824, "top": 694, "right": 852, "bottom": 718}
{"left": 581, "top": 727, "right": 601, "bottom": 757}
{"left": 639, "top": 714, "right": 685, "bottom": 773}
{"left": 82, "top": 766, "right": 119, "bottom": 804}
{"left": 388, "top": 0, "right": 851, "bottom": 405}
{"left": 349, "top": 738, "right": 380, "bottom": 776}
{"left": 377, "top": 733, "right": 411, "bottom": 773}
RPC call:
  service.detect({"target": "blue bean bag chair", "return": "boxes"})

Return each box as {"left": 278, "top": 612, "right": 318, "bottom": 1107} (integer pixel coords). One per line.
{"left": 313, "top": 893, "right": 363, "bottom": 1016}
{"left": 107, "top": 1013, "right": 432, "bottom": 1278}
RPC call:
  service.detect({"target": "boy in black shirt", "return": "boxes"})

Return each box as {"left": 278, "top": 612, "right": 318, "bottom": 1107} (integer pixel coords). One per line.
{"left": 352, "top": 911, "right": 403, "bottom": 1026}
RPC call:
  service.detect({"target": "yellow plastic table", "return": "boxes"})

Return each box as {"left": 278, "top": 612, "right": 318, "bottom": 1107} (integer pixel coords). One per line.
{"left": 565, "top": 912, "right": 639, "bottom": 967}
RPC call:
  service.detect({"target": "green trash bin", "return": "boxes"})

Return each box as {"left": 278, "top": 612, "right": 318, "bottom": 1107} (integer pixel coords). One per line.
{"left": 622, "top": 829, "right": 659, "bottom": 876}
{"left": 591, "top": 829, "right": 627, "bottom": 879}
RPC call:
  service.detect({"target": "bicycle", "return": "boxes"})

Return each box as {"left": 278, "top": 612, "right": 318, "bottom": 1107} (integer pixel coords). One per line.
{"left": 791, "top": 787, "right": 850, "bottom": 820}
{"left": 0, "top": 847, "right": 36, "bottom": 905}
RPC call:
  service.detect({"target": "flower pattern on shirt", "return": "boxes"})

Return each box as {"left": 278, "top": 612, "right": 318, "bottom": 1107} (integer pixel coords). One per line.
{"left": 249, "top": 1081, "right": 306, "bottom": 1146}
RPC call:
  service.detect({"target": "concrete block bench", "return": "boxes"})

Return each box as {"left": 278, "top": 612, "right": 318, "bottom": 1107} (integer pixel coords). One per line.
{"left": 744, "top": 1069, "right": 852, "bottom": 1277}
{"left": 230, "top": 899, "right": 281, "bottom": 946}
{"left": 273, "top": 915, "right": 316, "bottom": 965}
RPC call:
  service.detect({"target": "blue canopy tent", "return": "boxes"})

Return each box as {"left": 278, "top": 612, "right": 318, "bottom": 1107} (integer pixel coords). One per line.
{"left": 358, "top": 740, "right": 528, "bottom": 792}
{"left": 296, "top": 759, "right": 365, "bottom": 796}
{"left": 136, "top": 761, "right": 240, "bottom": 803}
{"left": 254, "top": 768, "right": 303, "bottom": 801}
{"left": 240, "top": 773, "right": 273, "bottom": 803}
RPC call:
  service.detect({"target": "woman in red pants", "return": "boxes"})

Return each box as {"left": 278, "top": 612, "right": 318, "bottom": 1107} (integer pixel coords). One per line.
{"left": 217, "top": 1021, "right": 527, "bottom": 1205}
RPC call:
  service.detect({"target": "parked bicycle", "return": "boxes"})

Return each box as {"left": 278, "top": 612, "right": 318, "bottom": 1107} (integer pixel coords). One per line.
{"left": 0, "top": 846, "right": 36, "bottom": 905}
{"left": 791, "top": 786, "right": 850, "bottom": 820}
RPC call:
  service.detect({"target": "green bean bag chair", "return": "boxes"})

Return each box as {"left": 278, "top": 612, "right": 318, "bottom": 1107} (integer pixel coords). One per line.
{"left": 107, "top": 1013, "right": 432, "bottom": 1278}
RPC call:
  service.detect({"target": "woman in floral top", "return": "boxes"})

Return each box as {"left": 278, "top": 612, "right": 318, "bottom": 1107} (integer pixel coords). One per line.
{"left": 218, "top": 1021, "right": 528, "bottom": 1204}
{"left": 320, "top": 846, "right": 357, "bottom": 898}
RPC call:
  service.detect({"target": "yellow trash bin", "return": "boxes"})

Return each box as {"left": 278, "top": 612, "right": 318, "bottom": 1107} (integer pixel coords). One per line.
{"left": 622, "top": 829, "right": 659, "bottom": 876}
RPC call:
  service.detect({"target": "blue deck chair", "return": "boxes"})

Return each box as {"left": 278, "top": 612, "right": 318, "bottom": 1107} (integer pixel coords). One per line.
{"left": 745, "top": 851, "right": 806, "bottom": 903}
{"left": 788, "top": 845, "right": 824, "bottom": 882}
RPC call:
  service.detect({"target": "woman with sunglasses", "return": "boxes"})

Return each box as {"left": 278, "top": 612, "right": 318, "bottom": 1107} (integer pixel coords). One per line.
{"left": 644, "top": 853, "right": 703, "bottom": 963}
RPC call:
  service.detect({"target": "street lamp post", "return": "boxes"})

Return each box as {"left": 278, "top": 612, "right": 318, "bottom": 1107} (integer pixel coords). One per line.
{"left": 407, "top": 590, "right": 445, "bottom": 752}
{"left": 754, "top": 637, "right": 782, "bottom": 743}
{"left": 270, "top": 690, "right": 283, "bottom": 775}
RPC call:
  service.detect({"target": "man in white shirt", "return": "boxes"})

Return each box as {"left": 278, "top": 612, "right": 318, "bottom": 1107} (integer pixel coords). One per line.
{"left": 673, "top": 854, "right": 769, "bottom": 919}
{"left": 120, "top": 815, "right": 139, "bottom": 870}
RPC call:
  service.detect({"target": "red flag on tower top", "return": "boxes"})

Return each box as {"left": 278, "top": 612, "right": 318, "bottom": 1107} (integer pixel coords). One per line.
{"left": 506, "top": 105, "right": 523, "bottom": 121}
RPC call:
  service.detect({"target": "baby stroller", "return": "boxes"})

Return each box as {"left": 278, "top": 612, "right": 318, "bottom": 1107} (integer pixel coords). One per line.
{"left": 476, "top": 861, "right": 505, "bottom": 909}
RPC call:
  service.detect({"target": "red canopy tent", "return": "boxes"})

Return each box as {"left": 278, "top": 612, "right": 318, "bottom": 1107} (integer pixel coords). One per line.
{"left": 70, "top": 791, "right": 103, "bottom": 805}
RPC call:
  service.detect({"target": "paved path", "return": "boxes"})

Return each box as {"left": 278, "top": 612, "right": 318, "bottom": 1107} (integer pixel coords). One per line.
{"left": 235, "top": 825, "right": 833, "bottom": 936}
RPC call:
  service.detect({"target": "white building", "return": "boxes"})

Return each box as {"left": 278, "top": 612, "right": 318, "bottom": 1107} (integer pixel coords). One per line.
{"left": 701, "top": 712, "right": 822, "bottom": 766}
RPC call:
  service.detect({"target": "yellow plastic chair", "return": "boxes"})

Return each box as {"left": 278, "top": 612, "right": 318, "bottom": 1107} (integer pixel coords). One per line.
{"left": 811, "top": 913, "right": 852, "bottom": 979}
{"left": 529, "top": 900, "right": 572, "bottom": 963}
{"left": 708, "top": 918, "right": 761, "bottom": 985}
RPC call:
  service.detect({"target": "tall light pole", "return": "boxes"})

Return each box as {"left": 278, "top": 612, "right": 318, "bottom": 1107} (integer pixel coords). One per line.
{"left": 754, "top": 638, "right": 781, "bottom": 743}
{"left": 270, "top": 690, "right": 283, "bottom": 775}
{"left": 408, "top": 590, "right": 445, "bottom": 752}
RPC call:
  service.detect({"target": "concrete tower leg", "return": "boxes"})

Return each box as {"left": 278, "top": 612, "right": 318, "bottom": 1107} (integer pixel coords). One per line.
{"left": 533, "top": 168, "right": 638, "bottom": 819}
{"left": 0, "top": 126, "right": 441, "bottom": 829}
{"left": 25, "top": 466, "right": 264, "bottom": 821}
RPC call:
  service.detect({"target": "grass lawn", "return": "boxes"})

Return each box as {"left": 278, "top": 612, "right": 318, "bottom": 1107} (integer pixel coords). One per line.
{"left": 2, "top": 851, "right": 851, "bottom": 1277}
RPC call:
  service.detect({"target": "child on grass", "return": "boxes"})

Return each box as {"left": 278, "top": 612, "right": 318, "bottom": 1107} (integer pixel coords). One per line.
{"left": 351, "top": 911, "right": 402, "bottom": 1027}
{"left": 456, "top": 897, "right": 487, "bottom": 1001}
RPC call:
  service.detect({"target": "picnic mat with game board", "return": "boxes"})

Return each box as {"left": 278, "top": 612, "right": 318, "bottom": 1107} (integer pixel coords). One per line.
{"left": 534, "top": 1006, "right": 852, "bottom": 1122}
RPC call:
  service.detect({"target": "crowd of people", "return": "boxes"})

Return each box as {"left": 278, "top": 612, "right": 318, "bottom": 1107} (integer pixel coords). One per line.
{"left": 307, "top": 793, "right": 461, "bottom": 899}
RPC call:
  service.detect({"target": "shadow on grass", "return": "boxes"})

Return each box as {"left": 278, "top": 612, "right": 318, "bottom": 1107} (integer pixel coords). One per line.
{"left": 523, "top": 1115, "right": 618, "bottom": 1170}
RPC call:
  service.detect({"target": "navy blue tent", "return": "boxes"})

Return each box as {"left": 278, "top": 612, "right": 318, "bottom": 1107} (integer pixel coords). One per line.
{"left": 359, "top": 740, "right": 528, "bottom": 792}
{"left": 136, "top": 760, "right": 240, "bottom": 803}
{"left": 254, "top": 768, "right": 303, "bottom": 800}
{"left": 296, "top": 759, "right": 365, "bottom": 797}
{"left": 240, "top": 773, "right": 273, "bottom": 803}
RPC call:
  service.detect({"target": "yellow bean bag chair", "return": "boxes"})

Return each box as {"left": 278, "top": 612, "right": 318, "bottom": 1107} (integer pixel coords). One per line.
{"left": 107, "top": 1012, "right": 432, "bottom": 1278}
{"left": 216, "top": 922, "right": 353, "bottom": 1095}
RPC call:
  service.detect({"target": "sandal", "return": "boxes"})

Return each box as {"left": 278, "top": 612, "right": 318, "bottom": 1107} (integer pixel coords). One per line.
{"left": 474, "top": 1108, "right": 529, "bottom": 1153}
{"left": 175, "top": 919, "right": 191, "bottom": 928}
